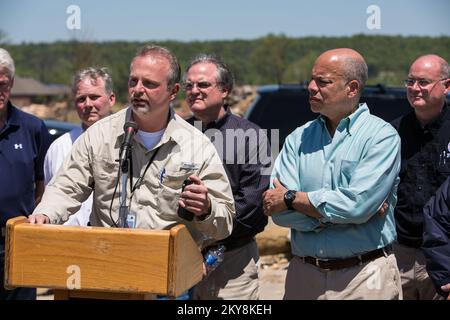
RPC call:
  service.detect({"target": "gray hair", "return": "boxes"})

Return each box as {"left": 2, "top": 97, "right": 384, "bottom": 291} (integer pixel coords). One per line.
{"left": 0, "top": 48, "right": 15, "bottom": 78}
{"left": 72, "top": 67, "right": 114, "bottom": 97}
{"left": 133, "top": 44, "right": 180, "bottom": 90}
{"left": 440, "top": 60, "right": 449, "bottom": 79}
{"left": 184, "top": 54, "right": 234, "bottom": 92}
{"left": 342, "top": 57, "right": 368, "bottom": 91}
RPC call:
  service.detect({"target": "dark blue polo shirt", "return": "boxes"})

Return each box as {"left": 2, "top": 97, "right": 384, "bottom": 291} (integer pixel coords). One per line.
{"left": 0, "top": 102, "right": 50, "bottom": 228}
{"left": 422, "top": 175, "right": 450, "bottom": 299}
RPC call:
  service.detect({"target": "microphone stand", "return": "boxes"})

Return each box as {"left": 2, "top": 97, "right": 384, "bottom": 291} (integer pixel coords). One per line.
{"left": 118, "top": 147, "right": 131, "bottom": 228}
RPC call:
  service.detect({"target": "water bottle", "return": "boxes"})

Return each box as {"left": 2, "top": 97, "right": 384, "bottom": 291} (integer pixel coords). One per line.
{"left": 204, "top": 245, "right": 226, "bottom": 274}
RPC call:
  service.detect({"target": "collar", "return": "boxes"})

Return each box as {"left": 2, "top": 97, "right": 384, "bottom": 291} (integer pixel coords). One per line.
{"left": 5, "top": 101, "right": 21, "bottom": 127}
{"left": 418, "top": 103, "right": 449, "bottom": 136}
{"left": 116, "top": 107, "right": 182, "bottom": 150}
{"left": 318, "top": 103, "right": 369, "bottom": 135}
{"left": 191, "top": 106, "right": 231, "bottom": 132}
{"left": 1, "top": 101, "right": 20, "bottom": 135}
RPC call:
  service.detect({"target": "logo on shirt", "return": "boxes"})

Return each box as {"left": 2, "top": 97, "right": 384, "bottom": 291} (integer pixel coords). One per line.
{"left": 14, "top": 143, "right": 23, "bottom": 150}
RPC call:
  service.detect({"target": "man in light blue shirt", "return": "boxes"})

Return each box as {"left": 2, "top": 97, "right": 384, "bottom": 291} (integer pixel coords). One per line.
{"left": 263, "top": 48, "right": 402, "bottom": 300}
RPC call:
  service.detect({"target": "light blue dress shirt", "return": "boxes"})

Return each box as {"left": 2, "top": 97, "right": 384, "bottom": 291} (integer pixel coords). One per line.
{"left": 271, "top": 103, "right": 401, "bottom": 259}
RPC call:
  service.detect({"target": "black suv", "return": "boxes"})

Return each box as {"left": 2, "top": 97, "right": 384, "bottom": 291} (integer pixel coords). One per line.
{"left": 245, "top": 84, "right": 449, "bottom": 147}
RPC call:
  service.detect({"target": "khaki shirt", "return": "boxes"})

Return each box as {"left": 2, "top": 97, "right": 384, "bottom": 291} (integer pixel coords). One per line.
{"left": 34, "top": 107, "right": 235, "bottom": 243}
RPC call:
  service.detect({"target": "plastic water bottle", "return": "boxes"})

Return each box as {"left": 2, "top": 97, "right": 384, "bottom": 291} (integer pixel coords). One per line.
{"left": 204, "top": 245, "right": 226, "bottom": 274}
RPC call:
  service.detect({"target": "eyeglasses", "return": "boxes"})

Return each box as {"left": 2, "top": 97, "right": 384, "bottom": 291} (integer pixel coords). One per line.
{"left": 404, "top": 78, "right": 447, "bottom": 89}
{"left": 183, "top": 81, "right": 218, "bottom": 91}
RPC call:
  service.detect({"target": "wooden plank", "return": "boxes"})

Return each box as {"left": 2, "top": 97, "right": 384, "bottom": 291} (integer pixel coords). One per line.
{"left": 6, "top": 221, "right": 171, "bottom": 295}
{"left": 4, "top": 216, "right": 27, "bottom": 290}
{"left": 167, "top": 225, "right": 203, "bottom": 297}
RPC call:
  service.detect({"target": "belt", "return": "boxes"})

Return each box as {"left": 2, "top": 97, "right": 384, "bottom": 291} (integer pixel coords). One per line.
{"left": 300, "top": 245, "right": 392, "bottom": 271}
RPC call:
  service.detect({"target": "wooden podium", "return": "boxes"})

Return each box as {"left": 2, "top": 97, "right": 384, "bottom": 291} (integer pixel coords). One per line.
{"left": 4, "top": 217, "right": 203, "bottom": 300}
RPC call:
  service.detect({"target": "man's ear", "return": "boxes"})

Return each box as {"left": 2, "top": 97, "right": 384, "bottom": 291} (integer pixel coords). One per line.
{"left": 347, "top": 80, "right": 360, "bottom": 99}
{"left": 109, "top": 93, "right": 116, "bottom": 106}
{"left": 170, "top": 83, "right": 180, "bottom": 101}
{"left": 443, "top": 78, "right": 450, "bottom": 95}
{"left": 221, "top": 85, "right": 230, "bottom": 99}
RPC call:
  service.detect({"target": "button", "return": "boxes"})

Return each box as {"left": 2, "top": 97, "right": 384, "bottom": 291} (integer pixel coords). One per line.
{"left": 417, "top": 186, "right": 422, "bottom": 191}
{"left": 421, "top": 164, "right": 425, "bottom": 168}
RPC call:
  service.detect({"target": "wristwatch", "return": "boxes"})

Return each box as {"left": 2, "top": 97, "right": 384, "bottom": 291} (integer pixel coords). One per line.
{"left": 284, "top": 190, "right": 297, "bottom": 210}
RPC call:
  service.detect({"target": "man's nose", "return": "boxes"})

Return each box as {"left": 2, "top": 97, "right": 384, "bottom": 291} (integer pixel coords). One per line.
{"left": 191, "top": 84, "right": 201, "bottom": 94}
{"left": 133, "top": 81, "right": 145, "bottom": 95}
{"left": 411, "top": 81, "right": 421, "bottom": 91}
{"left": 84, "top": 97, "right": 94, "bottom": 107}
{"left": 308, "top": 80, "right": 318, "bottom": 94}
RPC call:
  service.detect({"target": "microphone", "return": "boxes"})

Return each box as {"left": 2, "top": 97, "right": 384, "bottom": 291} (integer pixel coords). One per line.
{"left": 119, "top": 121, "right": 138, "bottom": 164}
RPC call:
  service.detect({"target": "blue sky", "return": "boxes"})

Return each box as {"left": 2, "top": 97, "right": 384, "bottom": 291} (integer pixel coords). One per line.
{"left": 1, "top": 0, "right": 449, "bottom": 43}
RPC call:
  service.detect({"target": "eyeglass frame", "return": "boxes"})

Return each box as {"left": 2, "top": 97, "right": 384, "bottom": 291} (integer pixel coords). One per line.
{"left": 182, "top": 81, "right": 222, "bottom": 91}
{"left": 404, "top": 77, "right": 448, "bottom": 89}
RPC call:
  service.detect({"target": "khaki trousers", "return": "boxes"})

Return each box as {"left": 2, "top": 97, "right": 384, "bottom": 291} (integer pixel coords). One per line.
{"left": 193, "top": 239, "right": 260, "bottom": 300}
{"left": 393, "top": 242, "right": 442, "bottom": 300}
{"left": 284, "top": 253, "right": 402, "bottom": 300}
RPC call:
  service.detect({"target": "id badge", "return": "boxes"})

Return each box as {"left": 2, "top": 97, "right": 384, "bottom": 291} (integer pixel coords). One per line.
{"left": 126, "top": 211, "right": 137, "bottom": 229}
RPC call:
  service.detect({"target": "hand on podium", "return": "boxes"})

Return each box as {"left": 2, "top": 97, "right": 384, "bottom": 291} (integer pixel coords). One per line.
{"left": 28, "top": 214, "right": 50, "bottom": 224}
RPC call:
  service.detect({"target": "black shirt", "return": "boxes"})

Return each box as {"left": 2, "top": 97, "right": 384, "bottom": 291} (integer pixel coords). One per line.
{"left": 391, "top": 105, "right": 450, "bottom": 248}
{"left": 187, "top": 108, "right": 270, "bottom": 250}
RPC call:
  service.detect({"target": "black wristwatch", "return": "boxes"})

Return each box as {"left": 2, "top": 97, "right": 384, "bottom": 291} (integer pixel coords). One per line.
{"left": 284, "top": 190, "right": 297, "bottom": 210}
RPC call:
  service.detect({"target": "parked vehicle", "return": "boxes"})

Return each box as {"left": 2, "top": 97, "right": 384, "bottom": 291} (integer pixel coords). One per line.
{"left": 44, "top": 119, "right": 78, "bottom": 142}
{"left": 245, "top": 83, "right": 449, "bottom": 147}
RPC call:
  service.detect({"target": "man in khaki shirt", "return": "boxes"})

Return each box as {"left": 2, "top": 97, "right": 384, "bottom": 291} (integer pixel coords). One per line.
{"left": 29, "top": 45, "right": 235, "bottom": 244}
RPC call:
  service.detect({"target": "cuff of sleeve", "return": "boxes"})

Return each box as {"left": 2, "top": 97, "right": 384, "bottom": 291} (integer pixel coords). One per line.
{"left": 195, "top": 197, "right": 216, "bottom": 225}
{"left": 33, "top": 203, "right": 64, "bottom": 224}
{"left": 307, "top": 190, "right": 331, "bottom": 223}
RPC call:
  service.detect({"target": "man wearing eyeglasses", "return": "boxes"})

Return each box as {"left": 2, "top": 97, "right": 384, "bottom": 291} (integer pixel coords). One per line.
{"left": 0, "top": 48, "right": 51, "bottom": 300}
{"left": 184, "top": 54, "right": 270, "bottom": 300}
{"left": 391, "top": 54, "right": 450, "bottom": 300}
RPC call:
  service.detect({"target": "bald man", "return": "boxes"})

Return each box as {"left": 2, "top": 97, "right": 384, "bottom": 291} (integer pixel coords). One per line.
{"left": 391, "top": 55, "right": 450, "bottom": 300}
{"left": 263, "top": 48, "right": 402, "bottom": 299}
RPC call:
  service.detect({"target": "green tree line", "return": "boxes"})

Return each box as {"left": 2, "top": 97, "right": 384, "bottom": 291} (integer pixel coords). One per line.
{"left": 1, "top": 34, "right": 449, "bottom": 102}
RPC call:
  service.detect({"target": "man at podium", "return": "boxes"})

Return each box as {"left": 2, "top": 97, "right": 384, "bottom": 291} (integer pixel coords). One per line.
{"left": 29, "top": 45, "right": 235, "bottom": 247}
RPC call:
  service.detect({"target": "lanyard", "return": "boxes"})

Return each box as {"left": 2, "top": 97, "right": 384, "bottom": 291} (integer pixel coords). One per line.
{"left": 128, "top": 145, "right": 161, "bottom": 204}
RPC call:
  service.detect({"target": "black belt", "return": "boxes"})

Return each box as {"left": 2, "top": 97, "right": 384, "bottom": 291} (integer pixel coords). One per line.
{"left": 300, "top": 245, "right": 392, "bottom": 271}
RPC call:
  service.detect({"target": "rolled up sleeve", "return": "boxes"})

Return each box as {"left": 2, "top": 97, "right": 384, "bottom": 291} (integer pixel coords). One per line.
{"left": 271, "top": 130, "right": 322, "bottom": 231}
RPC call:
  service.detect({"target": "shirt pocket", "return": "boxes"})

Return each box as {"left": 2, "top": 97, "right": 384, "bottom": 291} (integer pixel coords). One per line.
{"left": 94, "top": 157, "right": 119, "bottom": 192}
{"left": 157, "top": 169, "right": 195, "bottom": 220}
{"left": 340, "top": 160, "right": 358, "bottom": 187}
